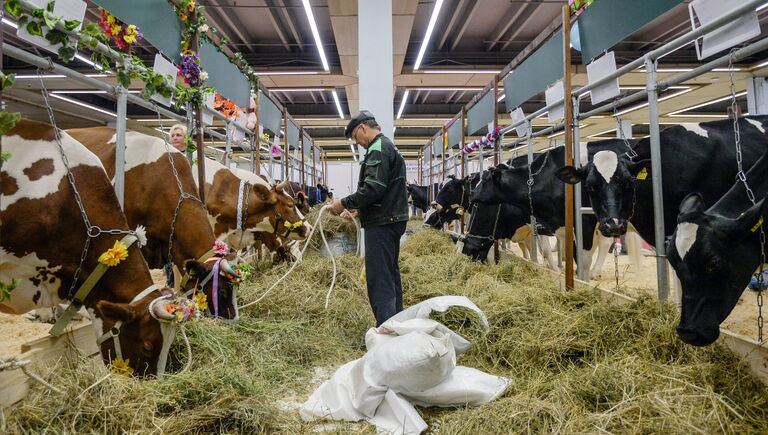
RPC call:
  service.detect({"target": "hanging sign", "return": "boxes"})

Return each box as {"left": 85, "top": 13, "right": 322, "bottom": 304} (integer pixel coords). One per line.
{"left": 586, "top": 51, "right": 621, "bottom": 105}
{"left": 545, "top": 80, "right": 565, "bottom": 122}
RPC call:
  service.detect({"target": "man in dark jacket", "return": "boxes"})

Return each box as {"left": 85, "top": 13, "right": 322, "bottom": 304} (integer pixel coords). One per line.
{"left": 328, "top": 111, "right": 409, "bottom": 328}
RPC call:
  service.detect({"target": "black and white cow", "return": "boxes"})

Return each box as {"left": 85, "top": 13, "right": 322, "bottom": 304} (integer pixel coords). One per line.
{"left": 407, "top": 182, "right": 440, "bottom": 213}
{"left": 460, "top": 203, "right": 530, "bottom": 262}
{"left": 426, "top": 174, "right": 480, "bottom": 229}
{"left": 667, "top": 149, "right": 768, "bottom": 346}
{"left": 471, "top": 146, "right": 612, "bottom": 278}
{"left": 556, "top": 117, "right": 768, "bottom": 245}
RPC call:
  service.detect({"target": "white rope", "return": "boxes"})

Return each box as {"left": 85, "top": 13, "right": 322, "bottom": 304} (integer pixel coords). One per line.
{"left": 0, "top": 356, "right": 63, "bottom": 394}
{"left": 239, "top": 205, "right": 361, "bottom": 310}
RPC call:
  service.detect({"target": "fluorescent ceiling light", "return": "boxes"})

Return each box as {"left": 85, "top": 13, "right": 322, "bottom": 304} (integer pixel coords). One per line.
{"left": 52, "top": 90, "right": 140, "bottom": 94}
{"left": 295, "top": 117, "right": 341, "bottom": 121}
{"left": 751, "top": 60, "right": 768, "bottom": 70}
{"left": 74, "top": 54, "right": 112, "bottom": 72}
{"left": 667, "top": 91, "right": 747, "bottom": 116}
{"left": 397, "top": 90, "right": 410, "bottom": 119}
{"left": 49, "top": 94, "right": 116, "bottom": 117}
{"left": 615, "top": 87, "right": 693, "bottom": 116}
{"left": 413, "top": 0, "right": 444, "bottom": 70}
{"left": 411, "top": 87, "right": 483, "bottom": 91}
{"left": 2, "top": 17, "right": 19, "bottom": 29}
{"left": 587, "top": 128, "right": 617, "bottom": 138}
{"left": 135, "top": 118, "right": 178, "bottom": 122}
{"left": 274, "top": 88, "right": 327, "bottom": 92}
{"left": 758, "top": 3, "right": 768, "bottom": 11}
{"left": 302, "top": 0, "right": 329, "bottom": 72}
{"left": 423, "top": 69, "right": 500, "bottom": 74}
{"left": 254, "top": 70, "right": 321, "bottom": 75}
{"left": 497, "top": 94, "right": 505, "bottom": 102}
{"left": 15, "top": 74, "right": 67, "bottom": 79}
{"left": 332, "top": 90, "right": 344, "bottom": 119}
{"left": 349, "top": 144, "right": 358, "bottom": 162}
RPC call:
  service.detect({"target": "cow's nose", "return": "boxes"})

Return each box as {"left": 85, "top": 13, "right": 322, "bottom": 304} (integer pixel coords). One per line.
{"left": 676, "top": 324, "right": 719, "bottom": 346}
{"left": 599, "top": 219, "right": 626, "bottom": 237}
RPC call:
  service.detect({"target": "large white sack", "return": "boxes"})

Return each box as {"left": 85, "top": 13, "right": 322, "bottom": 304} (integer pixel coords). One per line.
{"left": 403, "top": 366, "right": 511, "bottom": 407}
{"left": 300, "top": 359, "right": 387, "bottom": 421}
{"left": 365, "top": 330, "right": 456, "bottom": 393}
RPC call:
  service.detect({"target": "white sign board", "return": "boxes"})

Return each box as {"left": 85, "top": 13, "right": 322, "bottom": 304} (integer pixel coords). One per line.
{"left": 150, "top": 53, "right": 177, "bottom": 107}
{"left": 202, "top": 93, "right": 215, "bottom": 126}
{"left": 17, "top": 0, "right": 86, "bottom": 59}
{"left": 510, "top": 107, "right": 528, "bottom": 138}
{"left": 545, "top": 80, "right": 565, "bottom": 122}
{"left": 586, "top": 51, "right": 621, "bottom": 105}
{"left": 690, "top": 0, "right": 761, "bottom": 60}
{"left": 231, "top": 113, "right": 247, "bottom": 144}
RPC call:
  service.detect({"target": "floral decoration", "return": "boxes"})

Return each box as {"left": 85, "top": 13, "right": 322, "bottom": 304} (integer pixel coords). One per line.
{"left": 193, "top": 292, "right": 207, "bottom": 311}
{"left": 462, "top": 126, "right": 502, "bottom": 154}
{"left": 110, "top": 358, "right": 134, "bottom": 376}
{"left": 213, "top": 240, "right": 229, "bottom": 255}
{"left": 164, "top": 298, "right": 202, "bottom": 323}
{"left": 214, "top": 93, "right": 244, "bottom": 120}
{"left": 98, "top": 9, "right": 142, "bottom": 52}
{"left": 98, "top": 240, "right": 129, "bottom": 267}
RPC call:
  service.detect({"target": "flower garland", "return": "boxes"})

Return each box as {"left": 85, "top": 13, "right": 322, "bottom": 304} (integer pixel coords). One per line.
{"left": 164, "top": 297, "right": 203, "bottom": 323}
{"left": 110, "top": 358, "right": 133, "bottom": 376}
{"left": 214, "top": 93, "right": 244, "bottom": 120}
{"left": 270, "top": 144, "right": 283, "bottom": 157}
{"left": 98, "top": 240, "right": 129, "bottom": 267}
{"left": 213, "top": 240, "right": 229, "bottom": 256}
{"left": 98, "top": 9, "right": 142, "bottom": 52}
{"left": 178, "top": 53, "right": 207, "bottom": 87}
{"left": 569, "top": 0, "right": 594, "bottom": 16}
{"left": 462, "top": 126, "right": 502, "bottom": 154}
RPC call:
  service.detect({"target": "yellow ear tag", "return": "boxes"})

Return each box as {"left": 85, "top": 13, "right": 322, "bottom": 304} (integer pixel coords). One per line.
{"left": 751, "top": 216, "right": 764, "bottom": 233}
{"left": 636, "top": 167, "right": 648, "bottom": 181}
{"left": 456, "top": 207, "right": 464, "bottom": 216}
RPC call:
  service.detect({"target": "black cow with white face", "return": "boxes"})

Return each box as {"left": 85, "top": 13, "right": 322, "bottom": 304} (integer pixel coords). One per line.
{"left": 557, "top": 117, "right": 768, "bottom": 245}
{"left": 426, "top": 173, "right": 481, "bottom": 229}
{"left": 667, "top": 150, "right": 768, "bottom": 346}
{"left": 461, "top": 203, "right": 529, "bottom": 262}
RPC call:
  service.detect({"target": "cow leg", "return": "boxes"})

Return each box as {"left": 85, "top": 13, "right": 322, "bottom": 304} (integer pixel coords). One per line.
{"left": 625, "top": 229, "right": 643, "bottom": 269}
{"left": 588, "top": 232, "right": 613, "bottom": 280}
{"left": 537, "top": 235, "right": 560, "bottom": 272}
{"left": 670, "top": 262, "right": 683, "bottom": 307}
{"left": 518, "top": 240, "right": 530, "bottom": 259}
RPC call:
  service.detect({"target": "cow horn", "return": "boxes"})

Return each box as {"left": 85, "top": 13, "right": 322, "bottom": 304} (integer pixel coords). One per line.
{"left": 151, "top": 297, "right": 176, "bottom": 321}
{"left": 276, "top": 180, "right": 288, "bottom": 192}
{"left": 219, "top": 258, "right": 239, "bottom": 277}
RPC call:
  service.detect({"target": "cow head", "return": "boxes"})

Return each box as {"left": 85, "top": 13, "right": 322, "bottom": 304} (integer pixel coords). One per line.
{"left": 294, "top": 191, "right": 311, "bottom": 215}
{"left": 317, "top": 184, "right": 333, "bottom": 201}
{"left": 94, "top": 289, "right": 176, "bottom": 376}
{"left": 667, "top": 193, "right": 767, "bottom": 346}
{"left": 182, "top": 256, "right": 240, "bottom": 321}
{"left": 557, "top": 151, "right": 650, "bottom": 236}
{"left": 471, "top": 165, "right": 512, "bottom": 205}
{"left": 271, "top": 180, "right": 309, "bottom": 240}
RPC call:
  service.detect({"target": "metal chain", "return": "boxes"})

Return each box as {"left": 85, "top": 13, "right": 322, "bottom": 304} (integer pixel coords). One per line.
{"left": 613, "top": 102, "right": 638, "bottom": 160}
{"left": 614, "top": 238, "right": 620, "bottom": 292}
{"left": 527, "top": 148, "right": 551, "bottom": 240}
{"left": 38, "top": 71, "right": 134, "bottom": 297}
{"left": 727, "top": 51, "right": 767, "bottom": 341}
{"left": 154, "top": 109, "right": 206, "bottom": 264}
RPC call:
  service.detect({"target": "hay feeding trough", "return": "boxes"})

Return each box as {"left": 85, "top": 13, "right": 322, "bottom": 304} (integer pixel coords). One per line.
{"left": 3, "top": 229, "right": 768, "bottom": 433}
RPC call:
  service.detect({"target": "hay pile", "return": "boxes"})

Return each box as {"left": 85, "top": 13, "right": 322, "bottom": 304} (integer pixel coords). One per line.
{"left": 303, "top": 207, "right": 359, "bottom": 251}
{"left": 5, "top": 228, "right": 768, "bottom": 433}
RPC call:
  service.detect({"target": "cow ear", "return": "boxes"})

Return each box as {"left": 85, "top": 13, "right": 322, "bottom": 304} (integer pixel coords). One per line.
{"left": 254, "top": 184, "right": 277, "bottom": 204}
{"left": 679, "top": 192, "right": 706, "bottom": 217}
{"left": 729, "top": 198, "right": 768, "bottom": 241}
{"left": 96, "top": 300, "right": 137, "bottom": 323}
{"left": 556, "top": 166, "right": 587, "bottom": 184}
{"left": 184, "top": 260, "right": 207, "bottom": 277}
{"left": 628, "top": 159, "right": 652, "bottom": 180}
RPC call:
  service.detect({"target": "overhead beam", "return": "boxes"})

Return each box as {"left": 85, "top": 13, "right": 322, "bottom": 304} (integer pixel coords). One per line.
{"left": 264, "top": 0, "right": 292, "bottom": 51}
{"left": 437, "top": 0, "right": 465, "bottom": 50}
{"left": 485, "top": 3, "right": 527, "bottom": 51}
{"left": 449, "top": 0, "right": 479, "bottom": 51}
{"left": 208, "top": 0, "right": 256, "bottom": 53}
{"left": 275, "top": 0, "right": 304, "bottom": 51}
{"left": 500, "top": 2, "right": 543, "bottom": 51}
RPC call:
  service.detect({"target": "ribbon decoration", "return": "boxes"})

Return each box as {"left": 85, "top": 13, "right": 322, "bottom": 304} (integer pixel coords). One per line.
{"left": 462, "top": 126, "right": 503, "bottom": 155}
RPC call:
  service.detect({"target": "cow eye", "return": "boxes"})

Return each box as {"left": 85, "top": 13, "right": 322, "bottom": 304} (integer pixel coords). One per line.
{"left": 705, "top": 259, "right": 718, "bottom": 273}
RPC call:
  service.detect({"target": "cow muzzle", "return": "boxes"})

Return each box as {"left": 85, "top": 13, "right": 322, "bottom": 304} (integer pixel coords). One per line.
{"left": 599, "top": 218, "right": 627, "bottom": 237}
{"left": 431, "top": 201, "right": 443, "bottom": 212}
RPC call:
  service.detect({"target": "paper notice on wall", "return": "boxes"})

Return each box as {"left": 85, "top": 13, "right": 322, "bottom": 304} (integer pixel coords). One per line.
{"left": 545, "top": 80, "right": 565, "bottom": 122}
{"left": 17, "top": 0, "right": 86, "bottom": 60}
{"left": 586, "top": 51, "right": 621, "bottom": 105}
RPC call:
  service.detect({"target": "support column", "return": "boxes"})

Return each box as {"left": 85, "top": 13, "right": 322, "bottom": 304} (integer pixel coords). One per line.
{"left": 358, "top": 0, "right": 394, "bottom": 137}
{"left": 747, "top": 76, "right": 768, "bottom": 115}
{"left": 115, "top": 86, "right": 127, "bottom": 209}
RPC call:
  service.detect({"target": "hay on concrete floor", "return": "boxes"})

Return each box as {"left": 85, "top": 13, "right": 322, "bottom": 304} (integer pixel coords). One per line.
{"left": 303, "top": 207, "right": 359, "bottom": 251}
{"left": 5, "top": 228, "right": 768, "bottom": 434}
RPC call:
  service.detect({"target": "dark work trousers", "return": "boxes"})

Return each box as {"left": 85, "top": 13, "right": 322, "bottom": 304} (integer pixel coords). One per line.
{"left": 364, "top": 221, "right": 407, "bottom": 326}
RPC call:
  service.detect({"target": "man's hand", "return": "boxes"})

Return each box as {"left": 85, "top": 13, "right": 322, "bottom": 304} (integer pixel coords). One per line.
{"left": 340, "top": 209, "right": 359, "bottom": 220}
{"left": 327, "top": 198, "right": 345, "bottom": 214}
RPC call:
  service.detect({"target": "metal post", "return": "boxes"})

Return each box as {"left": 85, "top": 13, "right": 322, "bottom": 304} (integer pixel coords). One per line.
{"left": 114, "top": 86, "right": 127, "bottom": 209}
{"left": 428, "top": 141, "right": 434, "bottom": 202}
{"left": 460, "top": 107, "right": 466, "bottom": 233}
{"left": 563, "top": 5, "right": 575, "bottom": 290}
{"left": 254, "top": 91, "right": 261, "bottom": 174}
{"left": 573, "top": 96, "right": 587, "bottom": 281}
{"left": 224, "top": 120, "right": 232, "bottom": 167}
{"left": 300, "top": 127, "right": 306, "bottom": 189}
{"left": 493, "top": 76, "right": 500, "bottom": 263}
{"left": 283, "top": 108, "right": 288, "bottom": 182}
{"left": 645, "top": 57, "right": 669, "bottom": 302}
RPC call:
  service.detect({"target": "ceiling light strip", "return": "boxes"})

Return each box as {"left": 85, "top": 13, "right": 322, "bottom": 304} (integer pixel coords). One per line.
{"left": 332, "top": 90, "right": 344, "bottom": 119}
{"left": 413, "top": 0, "right": 444, "bottom": 71}
{"left": 397, "top": 90, "right": 410, "bottom": 119}
{"left": 302, "top": 0, "right": 330, "bottom": 71}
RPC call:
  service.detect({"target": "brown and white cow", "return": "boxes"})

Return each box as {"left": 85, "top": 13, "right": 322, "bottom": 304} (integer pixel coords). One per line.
{"left": 67, "top": 128, "right": 239, "bottom": 320}
{"left": 1, "top": 120, "right": 184, "bottom": 376}
{"left": 194, "top": 158, "right": 309, "bottom": 251}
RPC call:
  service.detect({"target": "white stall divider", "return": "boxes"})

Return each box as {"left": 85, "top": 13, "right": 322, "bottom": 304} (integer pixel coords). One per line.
{"left": 690, "top": 0, "right": 761, "bottom": 60}
{"left": 545, "top": 80, "right": 565, "bottom": 122}
{"left": 17, "top": 0, "right": 86, "bottom": 59}
{"left": 150, "top": 53, "right": 177, "bottom": 107}
{"left": 586, "top": 51, "right": 621, "bottom": 105}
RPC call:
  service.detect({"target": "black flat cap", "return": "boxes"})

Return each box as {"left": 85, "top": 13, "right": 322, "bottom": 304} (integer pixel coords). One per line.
{"left": 345, "top": 110, "right": 376, "bottom": 139}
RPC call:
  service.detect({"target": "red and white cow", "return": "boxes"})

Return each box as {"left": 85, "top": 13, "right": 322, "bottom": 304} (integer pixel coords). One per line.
{"left": 68, "top": 128, "right": 239, "bottom": 320}
{"left": 1, "top": 120, "right": 185, "bottom": 376}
